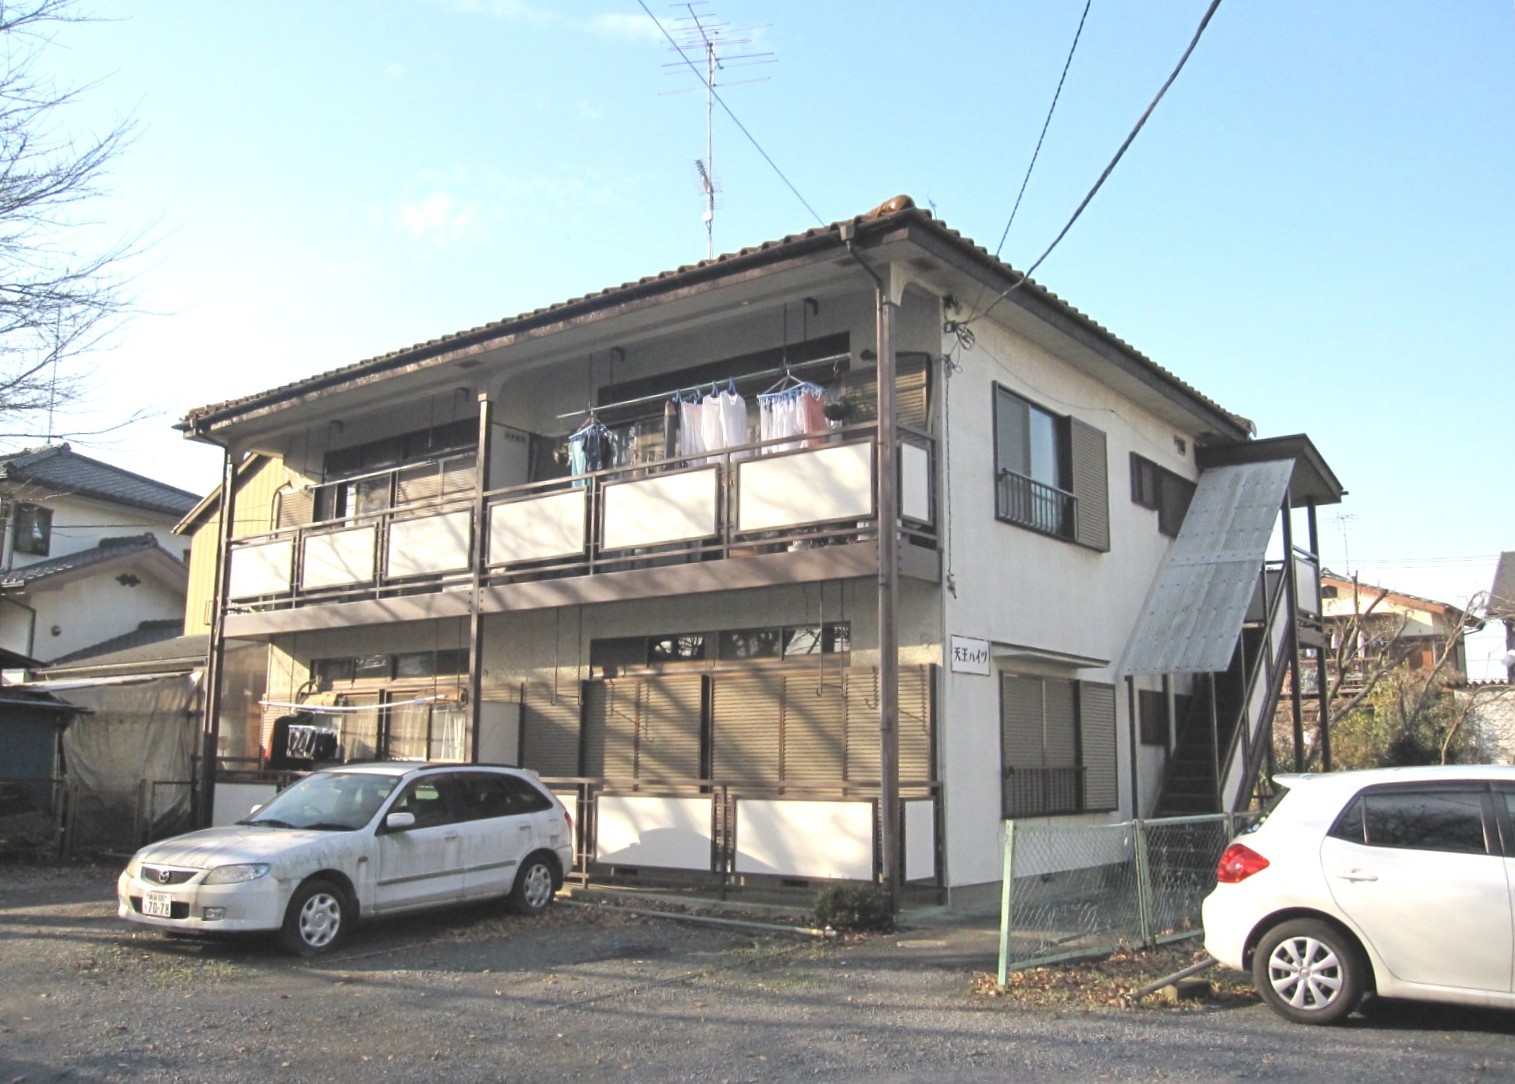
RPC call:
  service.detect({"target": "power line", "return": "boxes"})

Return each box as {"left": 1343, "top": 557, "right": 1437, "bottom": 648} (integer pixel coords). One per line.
{"left": 992, "top": 0, "right": 1092, "bottom": 259}
{"left": 975, "top": 0, "right": 1224, "bottom": 327}
{"left": 637, "top": 0, "right": 824, "bottom": 233}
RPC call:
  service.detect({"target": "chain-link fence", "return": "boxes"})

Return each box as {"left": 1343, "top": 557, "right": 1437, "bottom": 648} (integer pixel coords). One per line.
{"left": 997, "top": 813, "right": 1256, "bottom": 982}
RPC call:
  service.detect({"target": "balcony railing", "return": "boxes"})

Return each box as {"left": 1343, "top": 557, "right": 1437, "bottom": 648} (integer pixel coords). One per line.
{"left": 226, "top": 423, "right": 937, "bottom": 610}
{"left": 995, "top": 469, "right": 1075, "bottom": 539}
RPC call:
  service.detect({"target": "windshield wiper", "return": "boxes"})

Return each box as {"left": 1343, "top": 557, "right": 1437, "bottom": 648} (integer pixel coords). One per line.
{"left": 240, "top": 817, "right": 296, "bottom": 829}
{"left": 302, "top": 822, "right": 356, "bottom": 832}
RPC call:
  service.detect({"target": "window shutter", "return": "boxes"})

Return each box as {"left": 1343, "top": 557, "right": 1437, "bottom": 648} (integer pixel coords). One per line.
{"left": 1070, "top": 418, "right": 1109, "bottom": 551}
{"left": 780, "top": 670, "right": 847, "bottom": 781}
{"left": 711, "top": 673, "right": 783, "bottom": 784}
{"left": 639, "top": 675, "right": 705, "bottom": 781}
{"left": 1079, "top": 680, "right": 1119, "bottom": 812}
{"left": 897, "top": 664, "right": 935, "bottom": 783}
{"left": 581, "top": 680, "right": 637, "bottom": 780}
{"left": 1000, "top": 675, "right": 1044, "bottom": 817}
{"left": 519, "top": 681, "right": 582, "bottom": 778}
{"left": 277, "top": 487, "right": 315, "bottom": 529}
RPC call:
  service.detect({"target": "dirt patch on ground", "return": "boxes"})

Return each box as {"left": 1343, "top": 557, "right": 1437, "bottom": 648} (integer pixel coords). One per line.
{"left": 971, "top": 941, "right": 1257, "bottom": 1012}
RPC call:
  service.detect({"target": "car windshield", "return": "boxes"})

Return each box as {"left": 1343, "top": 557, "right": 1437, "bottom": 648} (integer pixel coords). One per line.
{"left": 240, "top": 772, "right": 400, "bottom": 831}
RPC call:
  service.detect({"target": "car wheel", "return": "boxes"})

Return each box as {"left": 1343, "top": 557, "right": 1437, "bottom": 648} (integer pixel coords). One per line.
{"left": 1251, "top": 918, "right": 1365, "bottom": 1025}
{"left": 279, "top": 878, "right": 349, "bottom": 956}
{"left": 508, "top": 854, "right": 556, "bottom": 916}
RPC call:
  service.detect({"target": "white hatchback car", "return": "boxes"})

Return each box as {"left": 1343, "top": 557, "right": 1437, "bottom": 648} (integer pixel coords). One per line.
{"left": 1202, "top": 765, "right": 1515, "bottom": 1024}
{"left": 118, "top": 763, "right": 575, "bottom": 955}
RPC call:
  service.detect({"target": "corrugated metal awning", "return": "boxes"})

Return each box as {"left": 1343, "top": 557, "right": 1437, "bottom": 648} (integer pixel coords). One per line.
{"left": 1123, "top": 459, "right": 1294, "bottom": 675}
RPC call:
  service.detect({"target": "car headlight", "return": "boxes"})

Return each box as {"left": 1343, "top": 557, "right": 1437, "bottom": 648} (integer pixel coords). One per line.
{"left": 203, "top": 863, "right": 271, "bottom": 885}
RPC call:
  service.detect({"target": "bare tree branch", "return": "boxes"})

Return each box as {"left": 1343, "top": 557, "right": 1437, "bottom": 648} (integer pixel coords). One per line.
{"left": 0, "top": 0, "right": 140, "bottom": 442}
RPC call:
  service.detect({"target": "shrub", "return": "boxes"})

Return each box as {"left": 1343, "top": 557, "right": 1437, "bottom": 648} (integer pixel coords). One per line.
{"left": 814, "top": 884, "right": 893, "bottom": 933}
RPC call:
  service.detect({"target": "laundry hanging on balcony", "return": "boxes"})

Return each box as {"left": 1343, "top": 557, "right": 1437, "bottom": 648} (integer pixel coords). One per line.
{"left": 567, "top": 414, "right": 614, "bottom": 485}
{"left": 758, "top": 377, "right": 829, "bottom": 453}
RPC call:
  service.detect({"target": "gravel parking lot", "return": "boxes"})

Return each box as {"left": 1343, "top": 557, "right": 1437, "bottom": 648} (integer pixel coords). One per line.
{"left": 5, "top": 863, "right": 1515, "bottom": 1083}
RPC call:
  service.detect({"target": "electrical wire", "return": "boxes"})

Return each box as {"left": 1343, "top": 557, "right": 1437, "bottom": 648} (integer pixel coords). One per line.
{"left": 636, "top": 0, "right": 824, "bottom": 230}
{"left": 974, "top": 0, "right": 1225, "bottom": 328}
{"left": 992, "top": 0, "right": 1092, "bottom": 260}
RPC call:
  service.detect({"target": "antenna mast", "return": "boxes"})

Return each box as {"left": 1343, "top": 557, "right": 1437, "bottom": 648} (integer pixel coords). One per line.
{"left": 663, "top": 3, "right": 773, "bottom": 260}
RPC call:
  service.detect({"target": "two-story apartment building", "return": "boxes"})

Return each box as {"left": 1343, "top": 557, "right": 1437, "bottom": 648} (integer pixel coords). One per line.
{"left": 179, "top": 197, "right": 1343, "bottom": 909}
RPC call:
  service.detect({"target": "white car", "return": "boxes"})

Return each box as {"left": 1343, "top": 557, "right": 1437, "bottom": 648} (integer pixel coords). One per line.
{"left": 118, "top": 763, "right": 575, "bottom": 955}
{"left": 1202, "top": 764, "right": 1515, "bottom": 1024}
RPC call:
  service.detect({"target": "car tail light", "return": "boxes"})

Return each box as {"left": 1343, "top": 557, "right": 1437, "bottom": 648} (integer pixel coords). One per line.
{"left": 1215, "top": 843, "right": 1269, "bottom": 883}
{"left": 563, "top": 809, "right": 574, "bottom": 835}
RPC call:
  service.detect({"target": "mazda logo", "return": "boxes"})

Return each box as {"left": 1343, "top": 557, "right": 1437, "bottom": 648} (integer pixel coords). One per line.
{"left": 157, "top": 869, "right": 171, "bottom": 884}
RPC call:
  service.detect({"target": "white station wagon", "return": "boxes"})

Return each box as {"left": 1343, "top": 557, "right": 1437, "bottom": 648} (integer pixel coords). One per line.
{"left": 118, "top": 763, "right": 574, "bottom": 955}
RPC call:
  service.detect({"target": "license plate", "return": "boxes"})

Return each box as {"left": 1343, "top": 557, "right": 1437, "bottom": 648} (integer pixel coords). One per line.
{"left": 142, "top": 891, "right": 174, "bottom": 918}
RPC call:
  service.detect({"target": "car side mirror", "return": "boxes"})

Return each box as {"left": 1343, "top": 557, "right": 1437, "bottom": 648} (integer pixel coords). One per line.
{"left": 385, "top": 811, "right": 417, "bottom": 831}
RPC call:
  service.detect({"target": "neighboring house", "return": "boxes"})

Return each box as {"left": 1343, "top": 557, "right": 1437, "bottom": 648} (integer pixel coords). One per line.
{"left": 1491, "top": 551, "right": 1515, "bottom": 683}
{"left": 0, "top": 445, "right": 198, "bottom": 662}
{"left": 177, "top": 196, "right": 1344, "bottom": 910}
{"left": 1319, "top": 573, "right": 1474, "bottom": 683}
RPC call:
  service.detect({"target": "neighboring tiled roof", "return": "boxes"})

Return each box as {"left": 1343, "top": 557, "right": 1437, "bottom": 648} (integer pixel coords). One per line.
{"left": 46, "top": 621, "right": 186, "bottom": 667}
{"left": 0, "top": 444, "right": 198, "bottom": 516}
{"left": 0, "top": 534, "right": 176, "bottom": 589}
{"left": 179, "top": 197, "right": 1252, "bottom": 440}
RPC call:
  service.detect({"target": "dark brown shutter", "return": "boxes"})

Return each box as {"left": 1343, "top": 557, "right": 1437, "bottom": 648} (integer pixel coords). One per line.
{"left": 1079, "top": 680, "right": 1118, "bottom": 812}
{"left": 1000, "top": 675, "right": 1044, "bottom": 816}
{"left": 1070, "top": 418, "right": 1109, "bottom": 551}
{"left": 897, "top": 664, "right": 935, "bottom": 783}
{"left": 581, "top": 680, "right": 637, "bottom": 781}
{"left": 519, "top": 681, "right": 582, "bottom": 778}
{"left": 849, "top": 665, "right": 936, "bottom": 785}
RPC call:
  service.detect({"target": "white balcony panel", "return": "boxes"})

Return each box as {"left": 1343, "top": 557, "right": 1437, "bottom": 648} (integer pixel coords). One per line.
{"left": 901, "top": 442, "right": 932, "bottom": 524}
{"left": 737, "top": 442, "right": 874, "bottom": 532}
{"left": 595, "top": 795, "right": 714, "bottom": 871}
{"left": 734, "top": 798, "right": 873, "bottom": 880}
{"left": 386, "top": 510, "right": 472, "bottom": 578}
{"left": 904, "top": 798, "right": 936, "bottom": 882}
{"left": 301, "top": 526, "right": 376, "bottom": 589}
{"left": 228, "top": 539, "right": 293, "bottom": 599}
{"left": 489, "top": 490, "right": 587, "bottom": 564}
{"left": 602, "top": 467, "right": 718, "bottom": 550}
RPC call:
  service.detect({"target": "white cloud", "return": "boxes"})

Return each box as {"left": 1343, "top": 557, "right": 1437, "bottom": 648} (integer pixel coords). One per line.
{"left": 399, "top": 191, "right": 480, "bottom": 246}
{"left": 384, "top": 62, "right": 407, "bottom": 79}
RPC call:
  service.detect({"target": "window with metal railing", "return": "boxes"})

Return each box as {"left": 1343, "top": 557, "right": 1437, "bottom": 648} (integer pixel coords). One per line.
{"left": 993, "top": 384, "right": 1108, "bottom": 550}
{"left": 996, "top": 469, "right": 1076, "bottom": 539}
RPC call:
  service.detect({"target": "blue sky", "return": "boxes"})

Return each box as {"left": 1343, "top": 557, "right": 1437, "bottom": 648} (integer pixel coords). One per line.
{"left": 27, "top": 0, "right": 1515, "bottom": 674}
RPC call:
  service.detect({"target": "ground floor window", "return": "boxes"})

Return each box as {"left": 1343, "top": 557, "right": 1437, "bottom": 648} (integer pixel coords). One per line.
{"left": 1000, "top": 674, "right": 1117, "bottom": 817}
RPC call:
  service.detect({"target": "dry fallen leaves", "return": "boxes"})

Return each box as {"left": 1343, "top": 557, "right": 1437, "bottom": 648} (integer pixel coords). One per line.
{"left": 971, "top": 943, "right": 1255, "bottom": 1012}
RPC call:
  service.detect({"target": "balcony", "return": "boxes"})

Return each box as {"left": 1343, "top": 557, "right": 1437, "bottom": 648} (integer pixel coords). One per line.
{"left": 995, "top": 469, "right": 1076, "bottom": 539}
{"left": 222, "top": 423, "right": 938, "bottom": 636}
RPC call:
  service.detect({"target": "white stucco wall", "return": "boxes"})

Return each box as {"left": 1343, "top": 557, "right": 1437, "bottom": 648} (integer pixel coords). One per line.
{"left": 934, "top": 306, "right": 1208, "bottom": 893}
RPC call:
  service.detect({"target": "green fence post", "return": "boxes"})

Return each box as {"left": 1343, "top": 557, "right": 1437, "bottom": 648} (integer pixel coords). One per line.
{"left": 1133, "top": 818, "right": 1154, "bottom": 948}
{"left": 997, "top": 819, "right": 1015, "bottom": 986}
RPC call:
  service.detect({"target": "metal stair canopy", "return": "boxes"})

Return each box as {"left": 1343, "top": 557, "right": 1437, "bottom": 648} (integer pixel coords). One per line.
{"left": 1123, "top": 459, "right": 1295, "bottom": 676}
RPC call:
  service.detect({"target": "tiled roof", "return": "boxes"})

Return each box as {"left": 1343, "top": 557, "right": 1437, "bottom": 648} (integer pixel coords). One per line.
{"left": 179, "top": 197, "right": 1250, "bottom": 439}
{"left": 46, "top": 621, "right": 187, "bottom": 667}
{"left": 0, "top": 534, "right": 174, "bottom": 589}
{"left": 0, "top": 444, "right": 199, "bottom": 516}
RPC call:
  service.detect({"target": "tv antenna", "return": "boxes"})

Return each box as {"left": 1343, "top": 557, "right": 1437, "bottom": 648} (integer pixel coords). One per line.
{"left": 662, "top": 3, "right": 773, "bottom": 260}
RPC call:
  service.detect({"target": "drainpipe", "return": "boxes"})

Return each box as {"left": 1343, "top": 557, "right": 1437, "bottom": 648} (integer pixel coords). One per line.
{"left": 199, "top": 443, "right": 239, "bottom": 826}
{"left": 468, "top": 393, "right": 492, "bottom": 760}
{"left": 1306, "top": 502, "right": 1331, "bottom": 771}
{"left": 841, "top": 223, "right": 900, "bottom": 911}
{"left": 1282, "top": 497, "right": 1304, "bottom": 775}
